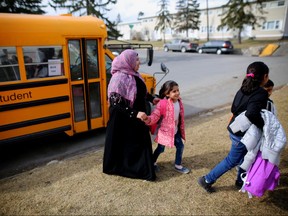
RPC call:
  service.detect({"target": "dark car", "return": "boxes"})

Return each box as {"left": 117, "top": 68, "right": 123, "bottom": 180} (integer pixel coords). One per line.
{"left": 197, "top": 40, "right": 234, "bottom": 55}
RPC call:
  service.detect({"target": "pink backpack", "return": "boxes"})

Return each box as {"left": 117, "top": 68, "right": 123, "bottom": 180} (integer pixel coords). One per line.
{"left": 149, "top": 99, "right": 167, "bottom": 135}
{"left": 241, "top": 151, "right": 280, "bottom": 198}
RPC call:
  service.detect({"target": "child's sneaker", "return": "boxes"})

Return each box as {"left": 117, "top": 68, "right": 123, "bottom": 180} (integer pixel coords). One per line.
{"left": 235, "top": 180, "right": 244, "bottom": 189}
{"left": 175, "top": 166, "right": 190, "bottom": 174}
{"left": 197, "top": 176, "right": 215, "bottom": 193}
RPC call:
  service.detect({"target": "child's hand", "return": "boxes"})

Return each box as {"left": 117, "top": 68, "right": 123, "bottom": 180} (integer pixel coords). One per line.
{"left": 137, "top": 112, "right": 147, "bottom": 121}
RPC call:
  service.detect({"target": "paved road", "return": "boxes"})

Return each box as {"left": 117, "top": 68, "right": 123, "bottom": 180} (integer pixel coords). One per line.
{"left": 1, "top": 52, "right": 287, "bottom": 179}
{"left": 141, "top": 51, "right": 288, "bottom": 117}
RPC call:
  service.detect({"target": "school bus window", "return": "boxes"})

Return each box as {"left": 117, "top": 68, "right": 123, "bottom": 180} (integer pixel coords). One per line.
{"left": 105, "top": 53, "right": 112, "bottom": 88}
{"left": 24, "top": 55, "right": 36, "bottom": 79}
{"left": 0, "top": 47, "right": 20, "bottom": 82}
{"left": 72, "top": 85, "right": 86, "bottom": 122}
{"left": 69, "top": 40, "right": 83, "bottom": 81}
{"left": 23, "top": 46, "right": 63, "bottom": 79}
{"left": 89, "top": 82, "right": 102, "bottom": 118}
{"left": 86, "top": 40, "right": 99, "bottom": 79}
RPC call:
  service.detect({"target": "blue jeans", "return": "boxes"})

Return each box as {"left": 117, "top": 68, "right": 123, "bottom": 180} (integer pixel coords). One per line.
{"left": 205, "top": 133, "right": 247, "bottom": 184}
{"left": 153, "top": 131, "right": 184, "bottom": 165}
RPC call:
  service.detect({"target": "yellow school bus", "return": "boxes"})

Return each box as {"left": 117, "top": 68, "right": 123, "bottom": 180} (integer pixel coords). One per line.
{"left": 0, "top": 13, "right": 156, "bottom": 144}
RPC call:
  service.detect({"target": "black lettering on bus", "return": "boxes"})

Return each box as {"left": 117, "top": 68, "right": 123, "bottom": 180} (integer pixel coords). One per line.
{"left": 0, "top": 91, "right": 32, "bottom": 103}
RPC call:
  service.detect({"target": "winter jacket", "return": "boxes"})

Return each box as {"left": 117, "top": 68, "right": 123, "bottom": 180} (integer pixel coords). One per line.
{"left": 229, "top": 110, "right": 287, "bottom": 171}
{"left": 228, "top": 87, "right": 268, "bottom": 137}
{"left": 145, "top": 98, "right": 185, "bottom": 148}
{"left": 260, "top": 110, "right": 286, "bottom": 165}
{"left": 267, "top": 98, "right": 277, "bottom": 116}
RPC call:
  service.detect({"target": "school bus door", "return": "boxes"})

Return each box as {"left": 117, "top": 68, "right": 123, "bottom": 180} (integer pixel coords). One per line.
{"left": 68, "top": 39, "right": 104, "bottom": 133}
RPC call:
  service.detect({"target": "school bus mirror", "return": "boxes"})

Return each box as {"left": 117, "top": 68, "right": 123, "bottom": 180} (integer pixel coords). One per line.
{"left": 147, "top": 48, "right": 153, "bottom": 66}
{"left": 161, "top": 62, "right": 168, "bottom": 73}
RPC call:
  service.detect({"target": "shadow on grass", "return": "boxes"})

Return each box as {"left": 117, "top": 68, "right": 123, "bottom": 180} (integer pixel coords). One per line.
{"left": 155, "top": 148, "right": 288, "bottom": 207}
{"left": 262, "top": 172, "right": 288, "bottom": 211}
{"left": 154, "top": 150, "right": 229, "bottom": 182}
{"left": 186, "top": 150, "right": 228, "bottom": 170}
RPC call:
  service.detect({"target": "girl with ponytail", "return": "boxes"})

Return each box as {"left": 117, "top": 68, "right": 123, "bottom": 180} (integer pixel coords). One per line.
{"left": 198, "top": 61, "right": 269, "bottom": 193}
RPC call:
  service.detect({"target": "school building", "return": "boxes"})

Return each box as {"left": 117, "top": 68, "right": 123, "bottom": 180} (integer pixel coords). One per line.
{"left": 116, "top": 0, "right": 288, "bottom": 41}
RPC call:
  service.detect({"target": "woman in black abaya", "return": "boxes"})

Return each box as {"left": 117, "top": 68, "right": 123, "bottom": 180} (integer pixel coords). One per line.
{"left": 103, "top": 49, "right": 158, "bottom": 181}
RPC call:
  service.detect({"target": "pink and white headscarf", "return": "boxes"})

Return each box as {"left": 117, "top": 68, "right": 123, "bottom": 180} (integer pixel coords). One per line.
{"left": 108, "top": 49, "right": 144, "bottom": 107}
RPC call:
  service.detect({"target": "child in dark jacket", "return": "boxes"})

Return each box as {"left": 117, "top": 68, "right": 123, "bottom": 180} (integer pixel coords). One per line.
{"left": 197, "top": 61, "right": 269, "bottom": 193}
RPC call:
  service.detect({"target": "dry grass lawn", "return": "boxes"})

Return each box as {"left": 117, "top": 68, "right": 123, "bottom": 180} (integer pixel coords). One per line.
{"left": 0, "top": 85, "right": 288, "bottom": 215}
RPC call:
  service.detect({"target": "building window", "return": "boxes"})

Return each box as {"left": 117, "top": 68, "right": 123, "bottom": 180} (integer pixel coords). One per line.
{"left": 275, "top": 20, "right": 280, "bottom": 29}
{"left": 262, "top": 20, "right": 281, "bottom": 30}
{"left": 209, "top": 26, "right": 213, "bottom": 33}
{"left": 201, "top": 26, "right": 205, "bottom": 32}
{"left": 200, "top": 26, "right": 214, "bottom": 33}
{"left": 269, "top": 1, "right": 285, "bottom": 8}
{"left": 278, "top": 1, "right": 284, "bottom": 6}
{"left": 267, "top": 21, "right": 274, "bottom": 29}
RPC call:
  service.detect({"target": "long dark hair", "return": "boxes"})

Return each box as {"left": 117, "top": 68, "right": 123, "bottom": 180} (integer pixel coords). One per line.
{"left": 241, "top": 61, "right": 269, "bottom": 94}
{"left": 158, "top": 80, "right": 179, "bottom": 99}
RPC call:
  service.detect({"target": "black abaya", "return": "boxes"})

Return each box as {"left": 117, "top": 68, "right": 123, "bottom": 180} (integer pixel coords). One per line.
{"left": 103, "top": 76, "right": 156, "bottom": 181}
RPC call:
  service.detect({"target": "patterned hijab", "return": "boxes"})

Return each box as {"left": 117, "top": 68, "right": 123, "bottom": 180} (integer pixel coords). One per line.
{"left": 108, "top": 49, "right": 144, "bottom": 107}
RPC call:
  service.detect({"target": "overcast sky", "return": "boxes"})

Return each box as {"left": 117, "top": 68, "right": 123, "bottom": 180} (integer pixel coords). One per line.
{"left": 45, "top": 0, "right": 228, "bottom": 23}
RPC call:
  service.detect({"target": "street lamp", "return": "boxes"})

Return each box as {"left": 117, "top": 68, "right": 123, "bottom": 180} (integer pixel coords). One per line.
{"left": 206, "top": 0, "right": 209, "bottom": 41}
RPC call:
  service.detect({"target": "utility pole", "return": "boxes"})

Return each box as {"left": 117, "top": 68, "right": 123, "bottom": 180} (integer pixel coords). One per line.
{"left": 206, "top": 0, "right": 209, "bottom": 41}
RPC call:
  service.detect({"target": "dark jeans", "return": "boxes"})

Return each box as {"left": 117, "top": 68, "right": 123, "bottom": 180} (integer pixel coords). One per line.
{"left": 205, "top": 132, "right": 247, "bottom": 184}
{"left": 153, "top": 131, "right": 184, "bottom": 165}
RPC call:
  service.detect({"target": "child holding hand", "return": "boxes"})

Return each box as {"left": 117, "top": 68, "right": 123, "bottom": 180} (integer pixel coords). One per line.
{"left": 137, "top": 80, "right": 190, "bottom": 174}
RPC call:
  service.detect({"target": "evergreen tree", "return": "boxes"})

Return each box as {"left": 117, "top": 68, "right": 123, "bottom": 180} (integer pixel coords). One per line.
{"left": 217, "top": 0, "right": 266, "bottom": 44}
{"left": 154, "top": 0, "right": 172, "bottom": 43}
{"left": 49, "top": 0, "right": 122, "bottom": 39}
{"left": 0, "top": 0, "right": 45, "bottom": 14}
{"left": 174, "top": 0, "right": 200, "bottom": 38}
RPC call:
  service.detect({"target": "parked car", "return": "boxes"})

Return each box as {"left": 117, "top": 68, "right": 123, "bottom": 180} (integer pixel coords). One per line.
{"left": 197, "top": 40, "right": 234, "bottom": 55}
{"left": 164, "top": 39, "right": 198, "bottom": 53}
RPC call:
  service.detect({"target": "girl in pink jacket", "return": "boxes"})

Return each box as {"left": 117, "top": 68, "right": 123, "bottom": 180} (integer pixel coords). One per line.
{"left": 137, "top": 80, "right": 190, "bottom": 174}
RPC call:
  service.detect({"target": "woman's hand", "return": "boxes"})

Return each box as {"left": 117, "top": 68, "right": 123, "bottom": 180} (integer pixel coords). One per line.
{"left": 137, "top": 112, "right": 148, "bottom": 121}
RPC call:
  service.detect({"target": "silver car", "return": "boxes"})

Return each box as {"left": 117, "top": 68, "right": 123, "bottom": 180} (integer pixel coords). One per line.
{"left": 164, "top": 39, "right": 198, "bottom": 53}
